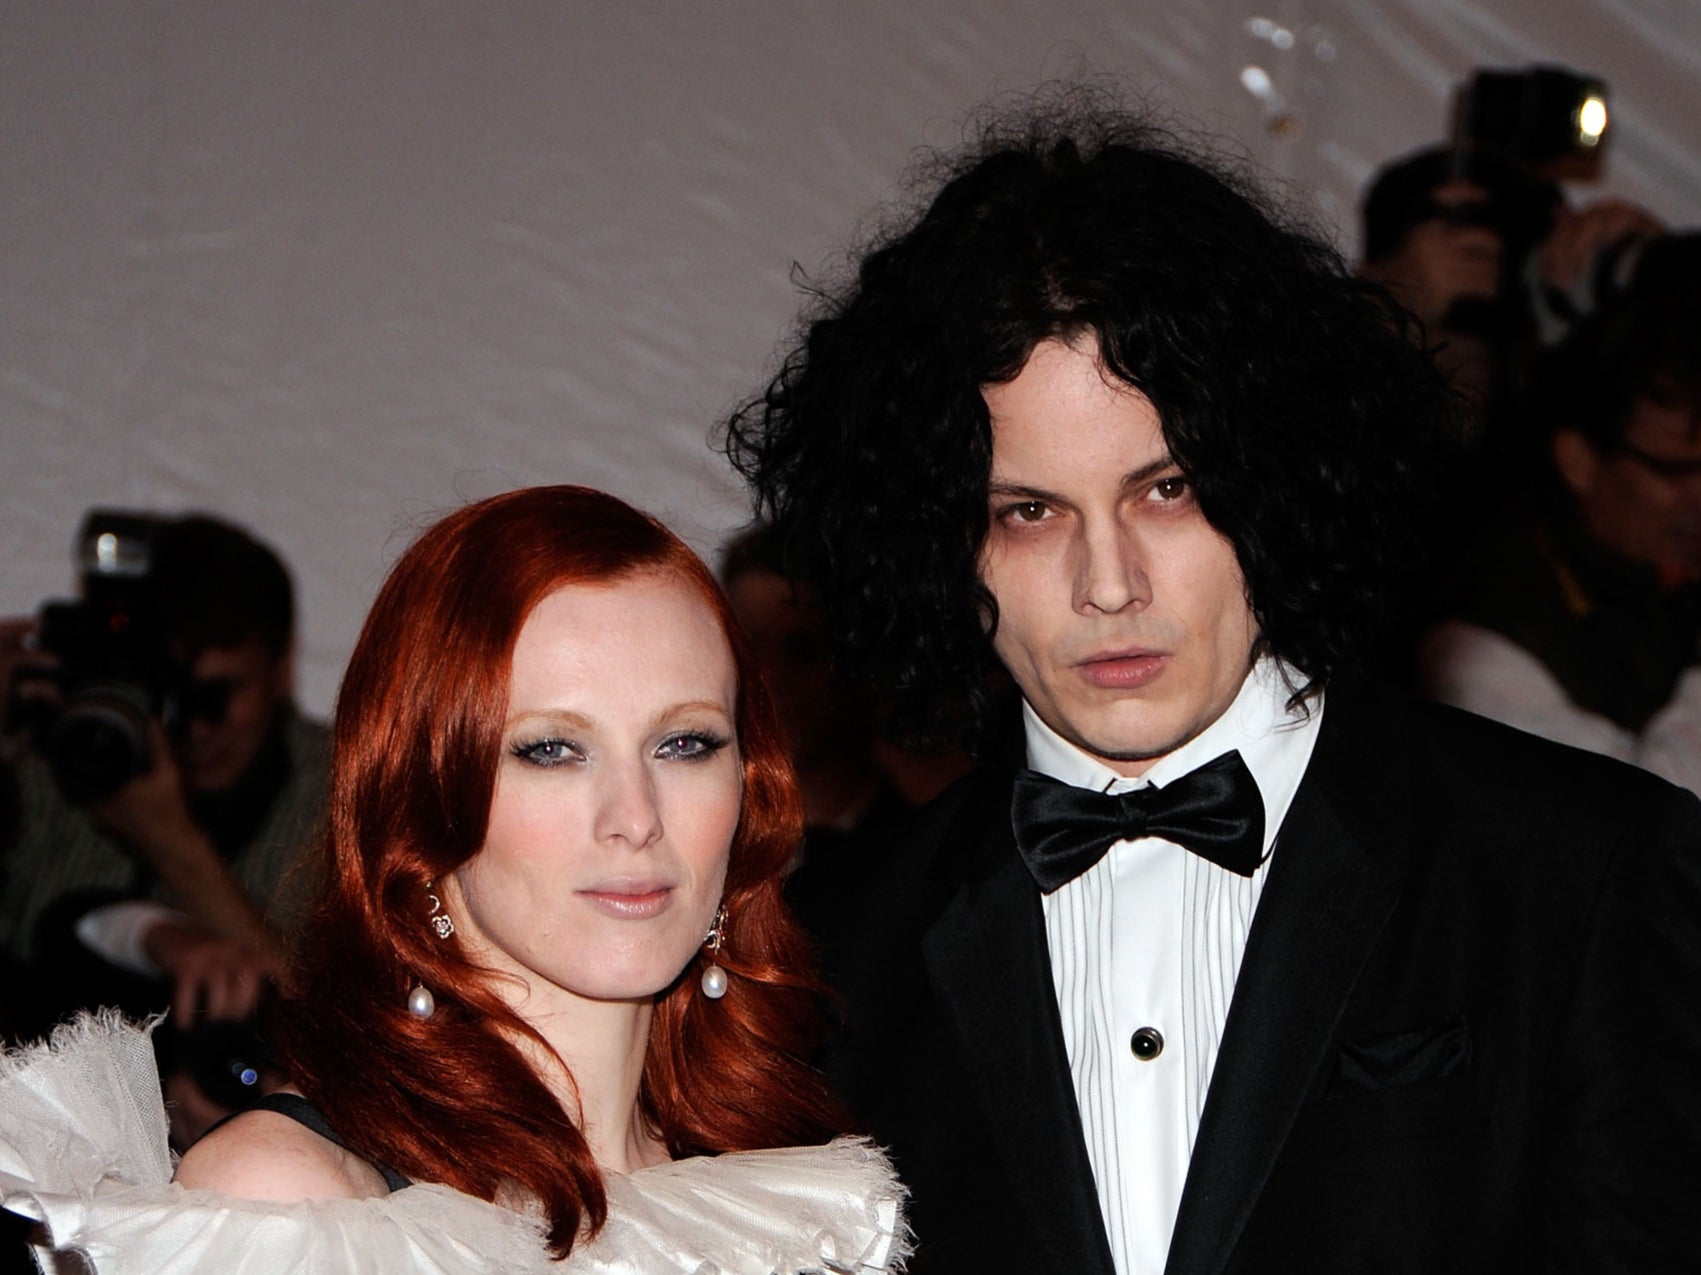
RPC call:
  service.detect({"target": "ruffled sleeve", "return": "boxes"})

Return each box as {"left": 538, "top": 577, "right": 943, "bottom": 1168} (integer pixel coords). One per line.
{"left": 0, "top": 1014, "right": 908, "bottom": 1274}
{"left": 0, "top": 1014, "right": 551, "bottom": 1275}
{"left": 586, "top": 1137, "right": 911, "bottom": 1274}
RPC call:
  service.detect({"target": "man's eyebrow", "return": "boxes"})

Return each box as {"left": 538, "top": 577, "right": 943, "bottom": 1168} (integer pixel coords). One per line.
{"left": 986, "top": 455, "right": 1179, "bottom": 502}
{"left": 1120, "top": 455, "right": 1180, "bottom": 486}
{"left": 986, "top": 479, "right": 1063, "bottom": 502}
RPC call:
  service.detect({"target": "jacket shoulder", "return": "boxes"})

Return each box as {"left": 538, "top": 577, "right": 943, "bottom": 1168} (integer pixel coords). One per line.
{"left": 1318, "top": 680, "right": 1701, "bottom": 886}
{"left": 1399, "top": 686, "right": 1694, "bottom": 808}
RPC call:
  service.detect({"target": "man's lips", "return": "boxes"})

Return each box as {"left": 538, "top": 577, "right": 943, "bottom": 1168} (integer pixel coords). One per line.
{"left": 1074, "top": 649, "right": 1167, "bottom": 689}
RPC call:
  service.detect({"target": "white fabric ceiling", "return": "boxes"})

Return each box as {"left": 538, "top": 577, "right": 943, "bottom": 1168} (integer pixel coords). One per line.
{"left": 5, "top": 0, "right": 1698, "bottom": 715}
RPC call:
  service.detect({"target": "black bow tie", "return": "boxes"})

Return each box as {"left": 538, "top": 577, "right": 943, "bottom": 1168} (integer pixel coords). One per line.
{"left": 1011, "top": 750, "right": 1266, "bottom": 893}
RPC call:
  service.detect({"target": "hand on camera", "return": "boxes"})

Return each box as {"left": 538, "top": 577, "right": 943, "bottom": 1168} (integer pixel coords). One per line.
{"left": 89, "top": 718, "right": 199, "bottom": 853}
{"left": 1537, "top": 199, "right": 1665, "bottom": 299}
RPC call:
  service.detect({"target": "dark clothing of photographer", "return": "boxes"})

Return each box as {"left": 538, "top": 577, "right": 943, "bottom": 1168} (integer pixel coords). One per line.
{"left": 1423, "top": 505, "right": 1701, "bottom": 793}
{"left": 0, "top": 704, "right": 327, "bottom": 1035}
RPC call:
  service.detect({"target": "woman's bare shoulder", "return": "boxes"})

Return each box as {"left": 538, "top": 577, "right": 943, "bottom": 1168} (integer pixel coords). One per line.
{"left": 173, "top": 1103, "right": 391, "bottom": 1201}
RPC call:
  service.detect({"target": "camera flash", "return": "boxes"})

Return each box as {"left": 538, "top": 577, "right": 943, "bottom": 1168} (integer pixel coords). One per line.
{"left": 1576, "top": 95, "right": 1608, "bottom": 147}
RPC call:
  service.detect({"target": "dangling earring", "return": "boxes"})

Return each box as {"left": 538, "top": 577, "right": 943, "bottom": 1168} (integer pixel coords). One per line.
{"left": 408, "top": 880, "right": 452, "bottom": 1019}
{"left": 700, "top": 904, "right": 729, "bottom": 999}
{"left": 407, "top": 983, "right": 436, "bottom": 1019}
{"left": 426, "top": 881, "right": 455, "bottom": 939}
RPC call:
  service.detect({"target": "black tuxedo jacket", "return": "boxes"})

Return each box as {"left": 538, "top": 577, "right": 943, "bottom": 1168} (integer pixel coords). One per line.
{"left": 793, "top": 680, "right": 1701, "bottom": 1273}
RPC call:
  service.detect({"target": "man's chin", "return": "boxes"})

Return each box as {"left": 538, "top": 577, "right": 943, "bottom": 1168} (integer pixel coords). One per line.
{"left": 1064, "top": 722, "right": 1204, "bottom": 777}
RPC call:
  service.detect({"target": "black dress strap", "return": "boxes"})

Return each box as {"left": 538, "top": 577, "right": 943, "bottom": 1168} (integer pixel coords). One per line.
{"left": 251, "top": 1092, "right": 414, "bottom": 1192}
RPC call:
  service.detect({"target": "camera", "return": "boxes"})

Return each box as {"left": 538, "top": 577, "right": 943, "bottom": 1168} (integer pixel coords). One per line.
{"left": 174, "top": 1017, "right": 274, "bottom": 1112}
{"left": 1455, "top": 65, "right": 1610, "bottom": 175}
{"left": 6, "top": 511, "right": 200, "bottom": 804}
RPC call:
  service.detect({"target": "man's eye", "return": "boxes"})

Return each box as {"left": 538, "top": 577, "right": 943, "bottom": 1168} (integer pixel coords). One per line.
{"left": 1005, "top": 500, "right": 1050, "bottom": 523}
{"left": 1150, "top": 476, "right": 1190, "bottom": 501}
{"left": 512, "top": 738, "right": 581, "bottom": 767}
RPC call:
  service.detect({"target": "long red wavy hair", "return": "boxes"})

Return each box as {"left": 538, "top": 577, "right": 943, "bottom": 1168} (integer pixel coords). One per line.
{"left": 271, "top": 486, "right": 848, "bottom": 1256}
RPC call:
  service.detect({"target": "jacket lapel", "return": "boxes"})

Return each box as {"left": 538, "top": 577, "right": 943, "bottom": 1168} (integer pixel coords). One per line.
{"left": 920, "top": 764, "right": 1118, "bottom": 1275}
{"left": 1166, "top": 682, "right": 1413, "bottom": 1274}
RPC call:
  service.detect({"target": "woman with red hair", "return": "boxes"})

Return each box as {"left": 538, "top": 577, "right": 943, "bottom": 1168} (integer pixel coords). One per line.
{"left": 0, "top": 486, "right": 906, "bottom": 1273}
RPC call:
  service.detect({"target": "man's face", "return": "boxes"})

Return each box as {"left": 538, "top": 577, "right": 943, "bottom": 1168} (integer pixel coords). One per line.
{"left": 978, "top": 337, "right": 1260, "bottom": 777}
{"left": 725, "top": 567, "right": 867, "bottom": 769}
{"left": 1367, "top": 180, "right": 1503, "bottom": 329}
{"left": 1560, "top": 396, "right": 1701, "bottom": 579}
{"left": 175, "top": 638, "right": 292, "bottom": 793}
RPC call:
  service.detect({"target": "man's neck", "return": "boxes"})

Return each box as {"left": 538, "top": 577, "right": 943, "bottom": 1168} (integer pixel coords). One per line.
{"left": 186, "top": 705, "right": 294, "bottom": 857}
{"left": 1021, "top": 658, "right": 1324, "bottom": 855}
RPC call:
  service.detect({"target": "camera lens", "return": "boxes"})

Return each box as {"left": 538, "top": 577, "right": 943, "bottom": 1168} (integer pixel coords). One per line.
{"left": 46, "top": 679, "right": 153, "bottom": 803}
{"left": 179, "top": 1019, "right": 272, "bottom": 1112}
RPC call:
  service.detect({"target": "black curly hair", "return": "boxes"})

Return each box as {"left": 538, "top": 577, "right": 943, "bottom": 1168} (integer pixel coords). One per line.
{"left": 724, "top": 97, "right": 1452, "bottom": 750}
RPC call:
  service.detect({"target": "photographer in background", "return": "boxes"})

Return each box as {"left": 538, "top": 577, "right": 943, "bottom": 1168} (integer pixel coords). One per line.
{"left": 0, "top": 512, "right": 328, "bottom": 1142}
{"left": 1360, "top": 66, "right": 1667, "bottom": 685}
{"left": 1362, "top": 69, "right": 1663, "bottom": 448}
{"left": 721, "top": 523, "right": 905, "bottom": 841}
{"left": 720, "top": 522, "right": 970, "bottom": 849}
{"left": 1358, "top": 143, "right": 1558, "bottom": 438}
{"left": 1421, "top": 234, "right": 1701, "bottom": 797}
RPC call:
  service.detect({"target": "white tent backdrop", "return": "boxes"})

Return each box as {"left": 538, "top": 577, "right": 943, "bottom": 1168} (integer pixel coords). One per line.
{"left": 4, "top": 1, "right": 1698, "bottom": 715}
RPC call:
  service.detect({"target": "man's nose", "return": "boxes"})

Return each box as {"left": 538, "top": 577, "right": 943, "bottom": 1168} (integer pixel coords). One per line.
{"left": 1072, "top": 517, "right": 1151, "bottom": 615}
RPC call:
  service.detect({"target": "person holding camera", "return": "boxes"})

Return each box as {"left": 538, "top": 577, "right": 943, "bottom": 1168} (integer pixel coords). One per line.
{"left": 1358, "top": 144, "right": 1558, "bottom": 426}
{"left": 1421, "top": 234, "right": 1701, "bottom": 798}
{"left": 0, "top": 512, "right": 328, "bottom": 1140}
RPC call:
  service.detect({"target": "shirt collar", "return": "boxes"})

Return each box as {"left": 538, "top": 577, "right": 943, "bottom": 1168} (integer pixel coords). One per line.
{"left": 1021, "top": 656, "right": 1323, "bottom": 855}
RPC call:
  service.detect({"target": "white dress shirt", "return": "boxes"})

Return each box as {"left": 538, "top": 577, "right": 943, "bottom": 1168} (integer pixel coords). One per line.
{"left": 1024, "top": 657, "right": 1323, "bottom": 1274}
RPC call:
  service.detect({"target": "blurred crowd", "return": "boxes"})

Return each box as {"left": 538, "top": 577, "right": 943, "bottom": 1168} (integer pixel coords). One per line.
{"left": 1357, "top": 68, "right": 1701, "bottom": 793}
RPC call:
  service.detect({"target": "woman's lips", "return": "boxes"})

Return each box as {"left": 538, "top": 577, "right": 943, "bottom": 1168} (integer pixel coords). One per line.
{"left": 577, "top": 887, "right": 674, "bottom": 919}
{"left": 1075, "top": 651, "right": 1166, "bottom": 689}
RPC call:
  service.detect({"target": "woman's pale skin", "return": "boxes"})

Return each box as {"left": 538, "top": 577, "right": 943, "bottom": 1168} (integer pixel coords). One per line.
{"left": 175, "top": 571, "right": 744, "bottom": 1200}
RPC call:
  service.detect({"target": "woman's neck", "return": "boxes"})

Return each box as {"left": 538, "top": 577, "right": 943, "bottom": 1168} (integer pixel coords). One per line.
{"left": 506, "top": 984, "right": 664, "bottom": 1174}
{"left": 436, "top": 876, "right": 668, "bottom": 1174}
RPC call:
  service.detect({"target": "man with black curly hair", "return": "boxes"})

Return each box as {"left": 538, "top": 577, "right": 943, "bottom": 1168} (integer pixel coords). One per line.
{"left": 725, "top": 103, "right": 1701, "bottom": 1274}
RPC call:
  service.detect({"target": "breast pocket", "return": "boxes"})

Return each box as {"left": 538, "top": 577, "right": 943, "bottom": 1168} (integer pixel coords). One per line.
{"left": 1233, "top": 1031, "right": 1491, "bottom": 1268}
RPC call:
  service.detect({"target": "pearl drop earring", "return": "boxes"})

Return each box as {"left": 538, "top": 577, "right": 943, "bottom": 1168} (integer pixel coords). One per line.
{"left": 407, "top": 983, "right": 436, "bottom": 1019}
{"left": 407, "top": 880, "right": 452, "bottom": 1019}
{"left": 700, "top": 905, "right": 729, "bottom": 1000}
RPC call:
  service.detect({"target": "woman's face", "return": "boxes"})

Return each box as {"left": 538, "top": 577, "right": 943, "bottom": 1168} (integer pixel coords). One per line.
{"left": 448, "top": 572, "right": 742, "bottom": 1008}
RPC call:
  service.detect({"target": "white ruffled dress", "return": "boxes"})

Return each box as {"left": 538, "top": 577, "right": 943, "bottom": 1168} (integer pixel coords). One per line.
{"left": 0, "top": 1015, "right": 909, "bottom": 1274}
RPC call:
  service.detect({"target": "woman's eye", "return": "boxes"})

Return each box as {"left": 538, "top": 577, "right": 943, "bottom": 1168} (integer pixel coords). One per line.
{"left": 512, "top": 738, "right": 581, "bottom": 767}
{"left": 656, "top": 732, "right": 729, "bottom": 762}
